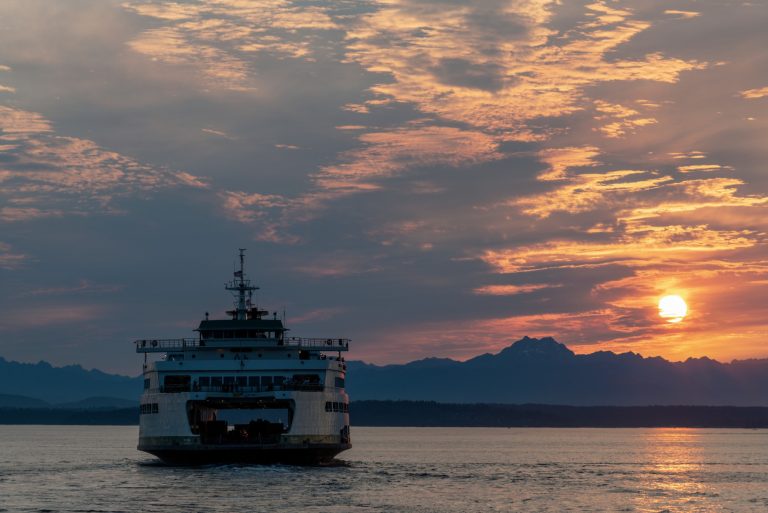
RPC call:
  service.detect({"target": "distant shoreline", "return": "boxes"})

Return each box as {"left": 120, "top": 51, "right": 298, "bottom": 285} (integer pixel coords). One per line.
{"left": 3, "top": 401, "right": 768, "bottom": 428}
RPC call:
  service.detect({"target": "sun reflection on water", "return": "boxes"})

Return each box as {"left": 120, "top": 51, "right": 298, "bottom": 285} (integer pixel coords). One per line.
{"left": 632, "top": 429, "right": 716, "bottom": 512}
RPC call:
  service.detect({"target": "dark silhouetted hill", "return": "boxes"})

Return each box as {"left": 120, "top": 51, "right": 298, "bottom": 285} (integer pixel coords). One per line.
{"left": 350, "top": 401, "right": 768, "bottom": 428}
{"left": 0, "top": 393, "right": 50, "bottom": 408}
{"left": 347, "top": 337, "right": 768, "bottom": 406}
{"left": 0, "top": 357, "right": 142, "bottom": 403}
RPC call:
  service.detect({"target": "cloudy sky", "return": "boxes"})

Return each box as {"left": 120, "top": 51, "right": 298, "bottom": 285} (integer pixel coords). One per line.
{"left": 1, "top": 0, "right": 767, "bottom": 374}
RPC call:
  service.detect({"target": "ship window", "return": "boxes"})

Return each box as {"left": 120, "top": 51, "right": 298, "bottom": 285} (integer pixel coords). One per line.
{"left": 334, "top": 377, "right": 345, "bottom": 389}
{"left": 223, "top": 376, "right": 234, "bottom": 385}
{"left": 261, "top": 376, "right": 273, "bottom": 387}
{"left": 199, "top": 377, "right": 210, "bottom": 387}
{"left": 211, "top": 377, "right": 222, "bottom": 387}
{"left": 274, "top": 376, "right": 285, "bottom": 386}
{"left": 236, "top": 330, "right": 247, "bottom": 338}
{"left": 332, "top": 402, "right": 339, "bottom": 412}
{"left": 236, "top": 376, "right": 247, "bottom": 387}
{"left": 163, "top": 375, "right": 191, "bottom": 393}
{"left": 325, "top": 401, "right": 332, "bottom": 412}
{"left": 247, "top": 330, "right": 257, "bottom": 338}
{"left": 152, "top": 403, "right": 159, "bottom": 414}
{"left": 294, "top": 374, "right": 320, "bottom": 384}
{"left": 248, "top": 376, "right": 260, "bottom": 387}
{"left": 143, "top": 378, "right": 150, "bottom": 390}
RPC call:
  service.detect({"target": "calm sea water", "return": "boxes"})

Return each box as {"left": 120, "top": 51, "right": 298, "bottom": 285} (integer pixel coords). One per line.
{"left": 1, "top": 426, "right": 768, "bottom": 512}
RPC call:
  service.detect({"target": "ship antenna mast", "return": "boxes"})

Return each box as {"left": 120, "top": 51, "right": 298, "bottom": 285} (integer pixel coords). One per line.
{"left": 225, "top": 248, "right": 258, "bottom": 320}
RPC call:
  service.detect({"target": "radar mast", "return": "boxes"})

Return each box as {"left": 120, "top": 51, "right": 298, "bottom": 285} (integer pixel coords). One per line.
{"left": 225, "top": 248, "right": 258, "bottom": 320}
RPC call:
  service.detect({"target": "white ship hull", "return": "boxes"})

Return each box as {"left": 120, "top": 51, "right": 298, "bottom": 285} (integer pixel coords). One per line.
{"left": 138, "top": 385, "right": 351, "bottom": 464}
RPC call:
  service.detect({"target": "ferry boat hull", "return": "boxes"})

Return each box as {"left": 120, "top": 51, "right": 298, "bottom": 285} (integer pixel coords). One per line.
{"left": 140, "top": 442, "right": 352, "bottom": 465}
{"left": 135, "top": 250, "right": 352, "bottom": 466}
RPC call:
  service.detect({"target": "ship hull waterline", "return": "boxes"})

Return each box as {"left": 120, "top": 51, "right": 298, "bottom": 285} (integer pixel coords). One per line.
{"left": 139, "top": 443, "right": 352, "bottom": 465}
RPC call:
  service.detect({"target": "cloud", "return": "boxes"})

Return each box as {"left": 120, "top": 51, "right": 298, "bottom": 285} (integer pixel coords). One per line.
{"left": 473, "top": 283, "right": 558, "bottom": 295}
{"left": 288, "top": 307, "right": 347, "bottom": 324}
{"left": 0, "top": 105, "right": 207, "bottom": 221}
{"left": 514, "top": 169, "right": 673, "bottom": 218}
{"left": 0, "top": 242, "right": 25, "bottom": 270}
{"left": 22, "top": 280, "right": 123, "bottom": 297}
{"left": 314, "top": 125, "right": 503, "bottom": 191}
{"left": 593, "top": 100, "right": 658, "bottom": 139}
{"left": 677, "top": 164, "right": 730, "bottom": 173}
{"left": 345, "top": 0, "right": 704, "bottom": 134}
{"left": 663, "top": 10, "right": 700, "bottom": 19}
{"left": 123, "top": 0, "right": 339, "bottom": 90}
{"left": 740, "top": 87, "right": 768, "bottom": 99}
{"left": 201, "top": 128, "right": 231, "bottom": 137}
{"left": 0, "top": 304, "right": 108, "bottom": 329}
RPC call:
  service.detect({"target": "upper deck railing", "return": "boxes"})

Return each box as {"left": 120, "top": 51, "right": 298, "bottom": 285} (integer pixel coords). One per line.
{"left": 135, "top": 336, "right": 350, "bottom": 353}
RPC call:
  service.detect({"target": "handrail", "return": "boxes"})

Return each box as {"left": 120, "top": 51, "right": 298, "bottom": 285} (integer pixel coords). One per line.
{"left": 135, "top": 337, "right": 349, "bottom": 353}
{"left": 149, "top": 383, "right": 327, "bottom": 394}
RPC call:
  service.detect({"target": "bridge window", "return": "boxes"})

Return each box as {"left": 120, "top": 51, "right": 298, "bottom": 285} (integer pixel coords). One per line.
{"left": 334, "top": 377, "right": 345, "bottom": 389}
{"left": 163, "top": 375, "right": 191, "bottom": 393}
{"left": 140, "top": 402, "right": 160, "bottom": 414}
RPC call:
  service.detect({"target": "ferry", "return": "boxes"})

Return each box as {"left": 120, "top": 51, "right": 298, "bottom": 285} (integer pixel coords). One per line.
{"left": 135, "top": 250, "right": 351, "bottom": 464}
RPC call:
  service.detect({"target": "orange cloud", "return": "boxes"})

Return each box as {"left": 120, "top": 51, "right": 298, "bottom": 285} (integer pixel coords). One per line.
{"left": 346, "top": 0, "right": 704, "bottom": 135}
{"left": 315, "top": 125, "right": 502, "bottom": 191}
{"left": 740, "top": 87, "right": 768, "bottom": 99}
{"left": 594, "top": 100, "right": 658, "bottom": 138}
{"left": 124, "top": 0, "right": 339, "bottom": 90}
{"left": 0, "top": 106, "right": 206, "bottom": 221}
{"left": 481, "top": 224, "right": 757, "bottom": 274}
{"left": 537, "top": 146, "right": 601, "bottom": 181}
{"left": 473, "top": 284, "right": 558, "bottom": 295}
{"left": 515, "top": 169, "right": 673, "bottom": 218}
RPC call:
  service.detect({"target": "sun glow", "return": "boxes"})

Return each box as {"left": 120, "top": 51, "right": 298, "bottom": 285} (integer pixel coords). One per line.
{"left": 659, "top": 295, "right": 688, "bottom": 323}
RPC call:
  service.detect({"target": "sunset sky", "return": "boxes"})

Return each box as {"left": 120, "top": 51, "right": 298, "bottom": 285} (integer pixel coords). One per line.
{"left": 1, "top": 0, "right": 767, "bottom": 374}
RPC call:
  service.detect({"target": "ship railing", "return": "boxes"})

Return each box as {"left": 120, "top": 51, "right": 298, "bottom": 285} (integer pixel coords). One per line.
{"left": 286, "top": 337, "right": 350, "bottom": 351}
{"left": 152, "top": 383, "right": 326, "bottom": 394}
{"left": 135, "top": 338, "right": 199, "bottom": 352}
{"left": 135, "top": 337, "right": 349, "bottom": 353}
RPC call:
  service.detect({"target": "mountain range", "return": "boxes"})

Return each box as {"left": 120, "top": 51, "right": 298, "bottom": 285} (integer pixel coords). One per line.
{"left": 346, "top": 337, "right": 768, "bottom": 406}
{"left": 3, "top": 337, "right": 768, "bottom": 406}
{"left": 0, "top": 357, "right": 141, "bottom": 404}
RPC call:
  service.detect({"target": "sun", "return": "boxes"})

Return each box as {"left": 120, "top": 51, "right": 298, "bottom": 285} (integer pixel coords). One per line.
{"left": 659, "top": 295, "right": 688, "bottom": 323}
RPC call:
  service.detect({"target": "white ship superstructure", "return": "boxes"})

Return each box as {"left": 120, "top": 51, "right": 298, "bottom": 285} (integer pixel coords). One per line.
{"left": 135, "top": 250, "right": 350, "bottom": 464}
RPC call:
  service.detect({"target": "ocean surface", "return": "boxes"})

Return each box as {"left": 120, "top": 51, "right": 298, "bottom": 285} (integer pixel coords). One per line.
{"left": 1, "top": 426, "right": 767, "bottom": 512}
